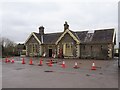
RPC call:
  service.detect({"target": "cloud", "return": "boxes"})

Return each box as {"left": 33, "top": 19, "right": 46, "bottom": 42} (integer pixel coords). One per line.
{"left": 1, "top": 1, "right": 118, "bottom": 47}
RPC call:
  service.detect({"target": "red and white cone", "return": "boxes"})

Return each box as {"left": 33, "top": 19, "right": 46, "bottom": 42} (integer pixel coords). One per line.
{"left": 11, "top": 58, "right": 15, "bottom": 63}
{"left": 61, "top": 61, "right": 65, "bottom": 68}
{"left": 48, "top": 60, "right": 52, "bottom": 67}
{"left": 91, "top": 61, "right": 96, "bottom": 70}
{"left": 7, "top": 57, "right": 10, "bottom": 62}
{"left": 5, "top": 57, "right": 8, "bottom": 63}
{"left": 29, "top": 58, "right": 34, "bottom": 65}
{"left": 22, "top": 58, "right": 25, "bottom": 64}
{"left": 73, "top": 62, "right": 79, "bottom": 69}
{"left": 38, "top": 59, "right": 43, "bottom": 66}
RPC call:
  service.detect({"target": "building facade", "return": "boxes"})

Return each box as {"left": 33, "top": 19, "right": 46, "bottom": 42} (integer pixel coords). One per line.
{"left": 25, "top": 22, "right": 116, "bottom": 59}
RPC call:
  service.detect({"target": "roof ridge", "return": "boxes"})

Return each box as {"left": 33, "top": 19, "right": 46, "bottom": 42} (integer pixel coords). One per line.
{"left": 94, "top": 28, "right": 114, "bottom": 31}
{"left": 75, "top": 31, "right": 88, "bottom": 33}
{"left": 44, "top": 32, "right": 62, "bottom": 35}
{"left": 33, "top": 32, "right": 63, "bottom": 35}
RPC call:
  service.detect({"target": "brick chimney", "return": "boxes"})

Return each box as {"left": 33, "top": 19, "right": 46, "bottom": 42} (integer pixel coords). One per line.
{"left": 39, "top": 26, "right": 44, "bottom": 43}
{"left": 39, "top": 26, "right": 44, "bottom": 35}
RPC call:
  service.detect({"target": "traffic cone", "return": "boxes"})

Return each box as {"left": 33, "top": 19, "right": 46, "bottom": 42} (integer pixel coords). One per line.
{"left": 7, "top": 57, "right": 10, "bottom": 62}
{"left": 11, "top": 57, "right": 15, "bottom": 63}
{"left": 61, "top": 61, "right": 65, "bottom": 68}
{"left": 5, "top": 57, "right": 8, "bottom": 63}
{"left": 48, "top": 60, "right": 52, "bottom": 67}
{"left": 8, "top": 59, "right": 10, "bottom": 62}
{"left": 22, "top": 58, "right": 25, "bottom": 64}
{"left": 91, "top": 61, "right": 96, "bottom": 70}
{"left": 38, "top": 59, "right": 43, "bottom": 66}
{"left": 29, "top": 58, "right": 33, "bottom": 65}
{"left": 73, "top": 62, "right": 79, "bottom": 69}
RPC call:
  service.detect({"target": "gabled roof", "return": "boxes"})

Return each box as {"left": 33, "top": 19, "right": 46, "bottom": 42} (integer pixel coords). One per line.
{"left": 55, "top": 29, "right": 80, "bottom": 45}
{"left": 25, "top": 28, "right": 115, "bottom": 45}
{"left": 34, "top": 32, "right": 41, "bottom": 41}
{"left": 25, "top": 32, "right": 41, "bottom": 44}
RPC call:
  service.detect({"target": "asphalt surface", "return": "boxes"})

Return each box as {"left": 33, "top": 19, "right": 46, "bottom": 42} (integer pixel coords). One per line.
{"left": 1, "top": 57, "right": 118, "bottom": 88}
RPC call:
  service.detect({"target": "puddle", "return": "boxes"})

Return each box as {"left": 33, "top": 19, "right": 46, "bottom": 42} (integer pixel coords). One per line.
{"left": 86, "top": 74, "right": 90, "bottom": 76}
{"left": 44, "top": 70, "right": 54, "bottom": 72}
{"left": 15, "top": 68, "right": 25, "bottom": 70}
{"left": 99, "top": 73, "right": 103, "bottom": 75}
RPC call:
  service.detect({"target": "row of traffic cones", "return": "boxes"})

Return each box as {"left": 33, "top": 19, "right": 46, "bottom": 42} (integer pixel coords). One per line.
{"left": 5, "top": 57, "right": 15, "bottom": 63}
{"left": 5, "top": 57, "right": 96, "bottom": 70}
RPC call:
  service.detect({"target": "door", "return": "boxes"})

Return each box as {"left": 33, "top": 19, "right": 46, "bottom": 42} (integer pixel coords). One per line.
{"left": 49, "top": 49, "right": 52, "bottom": 57}
{"left": 65, "top": 43, "right": 73, "bottom": 56}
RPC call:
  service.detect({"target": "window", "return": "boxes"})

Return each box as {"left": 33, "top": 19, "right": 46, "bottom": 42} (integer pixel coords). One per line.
{"left": 33, "top": 44, "right": 37, "bottom": 53}
{"left": 33, "top": 44, "right": 35, "bottom": 52}
{"left": 29, "top": 43, "right": 38, "bottom": 53}
{"left": 29, "top": 44, "right": 32, "bottom": 53}
{"left": 35, "top": 44, "right": 37, "bottom": 53}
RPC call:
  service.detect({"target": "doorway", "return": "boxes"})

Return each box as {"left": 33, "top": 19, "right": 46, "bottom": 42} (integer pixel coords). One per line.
{"left": 63, "top": 43, "right": 73, "bottom": 56}
{"left": 49, "top": 49, "right": 52, "bottom": 57}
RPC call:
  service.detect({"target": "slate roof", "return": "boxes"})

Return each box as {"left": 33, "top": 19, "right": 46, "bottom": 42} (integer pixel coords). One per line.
{"left": 34, "top": 32, "right": 62, "bottom": 44}
{"left": 75, "top": 31, "right": 88, "bottom": 43}
{"left": 17, "top": 43, "right": 26, "bottom": 50}
{"left": 43, "top": 33, "right": 62, "bottom": 44}
{"left": 91, "top": 29, "right": 115, "bottom": 43}
{"left": 84, "top": 33, "right": 94, "bottom": 43}
{"left": 33, "top": 28, "right": 115, "bottom": 44}
{"left": 34, "top": 32, "right": 41, "bottom": 41}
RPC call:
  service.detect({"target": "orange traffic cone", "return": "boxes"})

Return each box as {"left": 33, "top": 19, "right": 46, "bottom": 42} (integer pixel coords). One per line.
{"left": 38, "top": 59, "right": 43, "bottom": 66}
{"left": 73, "top": 62, "right": 79, "bottom": 69}
{"left": 48, "top": 60, "right": 52, "bottom": 67}
{"left": 29, "top": 58, "right": 33, "bottom": 65}
{"left": 22, "top": 58, "right": 25, "bottom": 64}
{"left": 7, "top": 57, "right": 10, "bottom": 62}
{"left": 61, "top": 61, "right": 65, "bottom": 68}
{"left": 8, "top": 59, "right": 10, "bottom": 62}
{"left": 11, "top": 57, "right": 15, "bottom": 63}
{"left": 91, "top": 61, "right": 96, "bottom": 70}
{"left": 5, "top": 57, "right": 8, "bottom": 63}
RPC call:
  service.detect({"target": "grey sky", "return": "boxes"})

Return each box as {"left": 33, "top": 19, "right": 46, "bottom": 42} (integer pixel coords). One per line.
{"left": 1, "top": 0, "right": 119, "bottom": 47}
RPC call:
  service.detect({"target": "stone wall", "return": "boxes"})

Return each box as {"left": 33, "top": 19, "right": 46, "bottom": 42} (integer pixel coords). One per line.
{"left": 80, "top": 43, "right": 113, "bottom": 59}
{"left": 25, "top": 35, "right": 40, "bottom": 56}
{"left": 57, "top": 33, "right": 77, "bottom": 57}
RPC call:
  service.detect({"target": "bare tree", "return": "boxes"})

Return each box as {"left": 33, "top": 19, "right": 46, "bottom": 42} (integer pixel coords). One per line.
{"left": 1, "top": 37, "right": 16, "bottom": 47}
{"left": 0, "top": 37, "right": 17, "bottom": 57}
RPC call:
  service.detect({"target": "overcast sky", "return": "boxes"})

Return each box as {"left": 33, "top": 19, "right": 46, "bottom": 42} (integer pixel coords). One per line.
{"left": 1, "top": 0, "right": 119, "bottom": 47}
